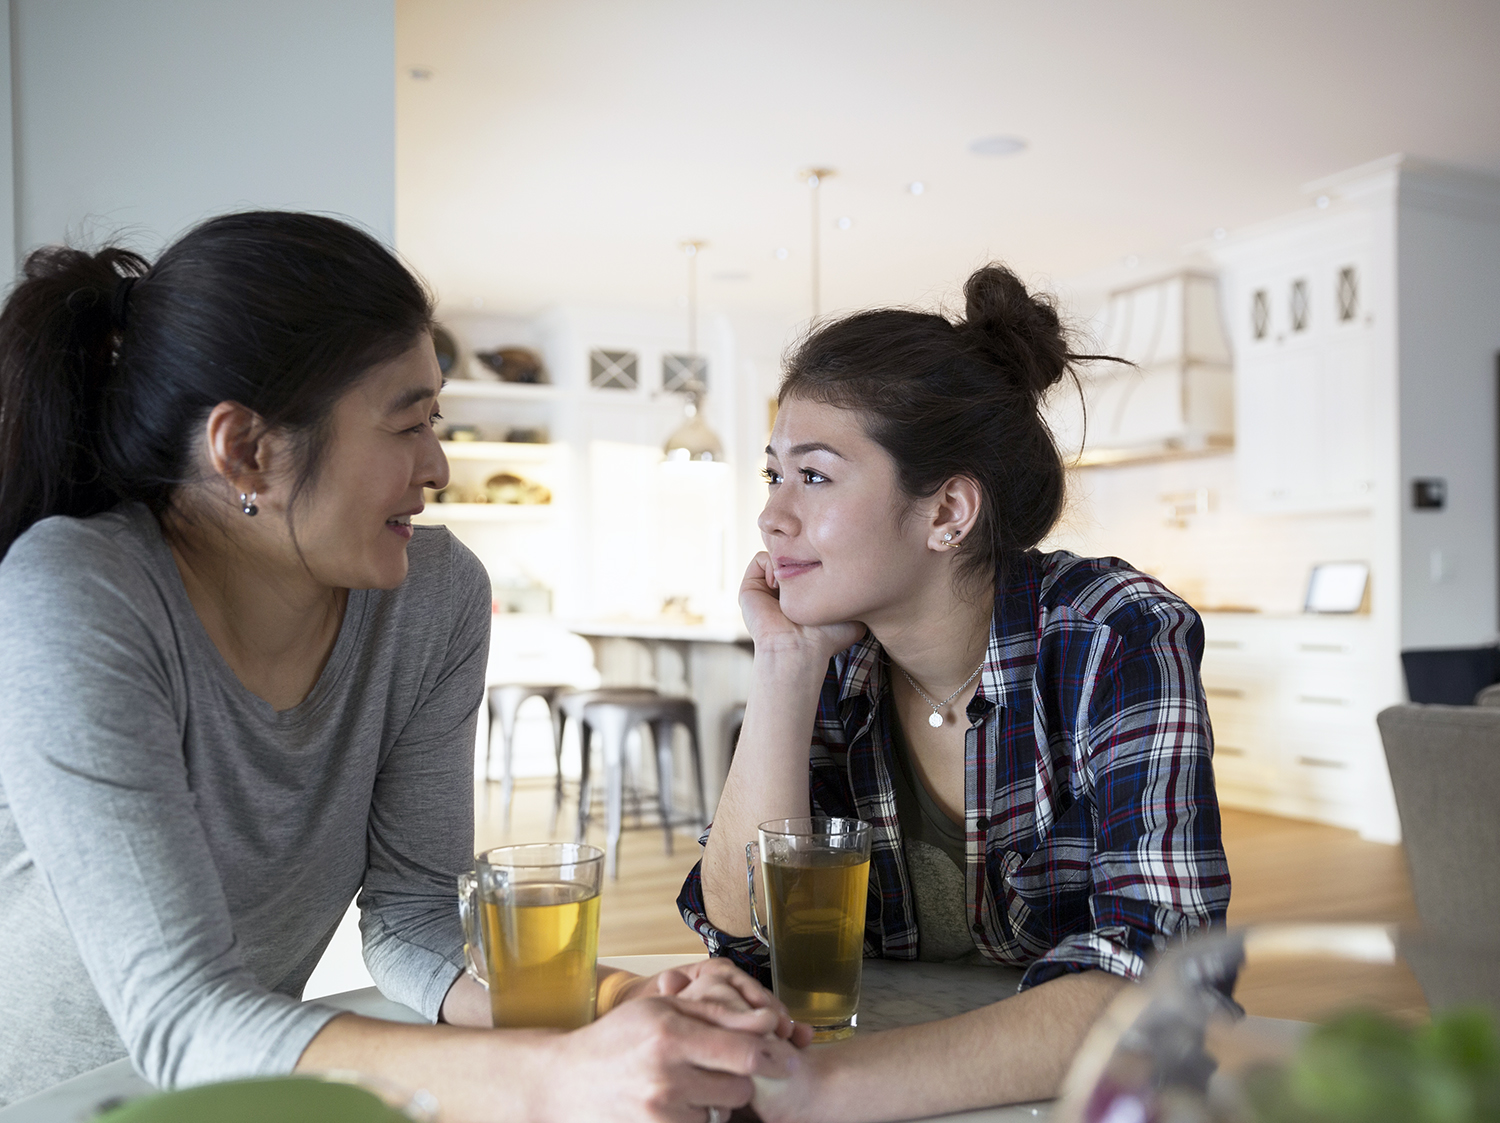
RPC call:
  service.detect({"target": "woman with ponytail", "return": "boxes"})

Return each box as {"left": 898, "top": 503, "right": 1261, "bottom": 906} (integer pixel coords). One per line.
{"left": 0, "top": 213, "right": 802, "bottom": 1117}
{"left": 681, "top": 264, "right": 1231, "bottom": 1120}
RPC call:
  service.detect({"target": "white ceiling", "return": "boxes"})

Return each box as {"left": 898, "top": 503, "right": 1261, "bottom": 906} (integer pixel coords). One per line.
{"left": 396, "top": 0, "right": 1500, "bottom": 325}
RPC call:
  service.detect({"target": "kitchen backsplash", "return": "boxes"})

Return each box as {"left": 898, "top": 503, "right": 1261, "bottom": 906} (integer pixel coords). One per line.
{"left": 1041, "top": 452, "right": 1375, "bottom": 616}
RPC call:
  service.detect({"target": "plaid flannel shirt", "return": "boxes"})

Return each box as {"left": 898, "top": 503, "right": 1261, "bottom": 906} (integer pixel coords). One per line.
{"left": 678, "top": 549, "right": 1231, "bottom": 990}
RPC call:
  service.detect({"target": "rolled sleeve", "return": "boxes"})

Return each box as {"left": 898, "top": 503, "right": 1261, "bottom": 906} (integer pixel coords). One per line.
{"left": 677, "top": 834, "right": 771, "bottom": 985}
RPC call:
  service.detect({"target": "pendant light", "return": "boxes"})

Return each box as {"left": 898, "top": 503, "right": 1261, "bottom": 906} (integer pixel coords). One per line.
{"left": 800, "top": 167, "right": 836, "bottom": 320}
{"left": 664, "top": 239, "right": 724, "bottom": 462}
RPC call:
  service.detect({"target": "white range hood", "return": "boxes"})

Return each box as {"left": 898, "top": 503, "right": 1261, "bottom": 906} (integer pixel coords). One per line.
{"left": 1047, "top": 272, "right": 1234, "bottom": 466}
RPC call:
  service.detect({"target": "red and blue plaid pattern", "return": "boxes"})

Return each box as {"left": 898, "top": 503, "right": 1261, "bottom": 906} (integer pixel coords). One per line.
{"left": 678, "top": 550, "right": 1231, "bottom": 989}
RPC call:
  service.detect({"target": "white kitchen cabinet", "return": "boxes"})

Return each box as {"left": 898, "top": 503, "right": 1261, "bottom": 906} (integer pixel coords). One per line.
{"left": 1220, "top": 213, "right": 1377, "bottom": 515}
{"left": 1200, "top": 612, "right": 1391, "bottom": 836}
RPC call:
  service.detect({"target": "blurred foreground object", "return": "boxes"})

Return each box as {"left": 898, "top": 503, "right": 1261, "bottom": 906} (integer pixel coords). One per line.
{"left": 1057, "top": 925, "right": 1500, "bottom": 1123}
{"left": 93, "top": 1074, "right": 436, "bottom": 1122}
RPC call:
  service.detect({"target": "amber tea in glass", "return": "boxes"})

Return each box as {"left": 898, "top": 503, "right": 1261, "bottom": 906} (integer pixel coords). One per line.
{"left": 459, "top": 843, "right": 603, "bottom": 1029}
{"left": 747, "top": 817, "right": 872, "bottom": 1041}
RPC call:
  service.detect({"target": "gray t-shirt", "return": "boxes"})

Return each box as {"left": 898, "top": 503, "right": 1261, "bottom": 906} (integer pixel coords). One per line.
{"left": 0, "top": 504, "right": 490, "bottom": 1105}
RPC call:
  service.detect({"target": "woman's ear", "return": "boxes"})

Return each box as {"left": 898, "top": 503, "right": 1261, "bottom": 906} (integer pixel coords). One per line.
{"left": 927, "top": 475, "right": 982, "bottom": 552}
{"left": 202, "top": 401, "right": 276, "bottom": 497}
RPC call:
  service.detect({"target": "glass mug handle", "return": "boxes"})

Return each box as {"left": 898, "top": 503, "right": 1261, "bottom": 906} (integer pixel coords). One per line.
{"left": 744, "top": 841, "right": 771, "bottom": 948}
{"left": 457, "top": 871, "right": 488, "bottom": 989}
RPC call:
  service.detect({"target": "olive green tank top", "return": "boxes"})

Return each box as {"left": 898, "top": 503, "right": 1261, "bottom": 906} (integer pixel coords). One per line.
{"left": 887, "top": 709, "right": 991, "bottom": 965}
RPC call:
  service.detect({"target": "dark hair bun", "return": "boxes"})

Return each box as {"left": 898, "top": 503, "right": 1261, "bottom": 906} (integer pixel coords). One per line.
{"left": 961, "top": 264, "right": 1070, "bottom": 399}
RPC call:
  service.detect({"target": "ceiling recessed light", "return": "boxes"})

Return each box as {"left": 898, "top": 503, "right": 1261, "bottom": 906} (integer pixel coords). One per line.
{"left": 908, "top": 181, "right": 925, "bottom": 195}
{"left": 1315, "top": 194, "right": 1331, "bottom": 209}
{"left": 836, "top": 216, "right": 853, "bottom": 230}
{"left": 774, "top": 247, "right": 789, "bottom": 260}
{"left": 409, "top": 67, "right": 433, "bottom": 80}
{"left": 968, "top": 135, "right": 1027, "bottom": 157}
{"left": 1212, "top": 228, "right": 1227, "bottom": 241}
{"left": 1124, "top": 255, "right": 1140, "bottom": 268}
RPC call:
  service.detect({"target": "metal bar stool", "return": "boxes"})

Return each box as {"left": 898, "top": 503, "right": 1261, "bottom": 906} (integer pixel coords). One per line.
{"left": 570, "top": 691, "right": 707, "bottom": 878}
{"left": 556, "top": 688, "right": 658, "bottom": 839}
{"left": 485, "top": 684, "right": 567, "bottom": 830}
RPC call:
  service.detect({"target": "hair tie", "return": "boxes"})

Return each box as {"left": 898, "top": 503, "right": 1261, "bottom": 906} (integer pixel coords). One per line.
{"left": 110, "top": 275, "right": 138, "bottom": 330}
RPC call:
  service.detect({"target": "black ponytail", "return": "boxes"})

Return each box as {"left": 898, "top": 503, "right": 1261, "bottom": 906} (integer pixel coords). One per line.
{"left": 0, "top": 212, "right": 433, "bottom": 559}
{"left": 0, "top": 247, "right": 147, "bottom": 556}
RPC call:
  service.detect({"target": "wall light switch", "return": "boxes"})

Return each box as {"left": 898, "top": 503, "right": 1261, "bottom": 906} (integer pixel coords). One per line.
{"left": 1412, "top": 478, "right": 1447, "bottom": 509}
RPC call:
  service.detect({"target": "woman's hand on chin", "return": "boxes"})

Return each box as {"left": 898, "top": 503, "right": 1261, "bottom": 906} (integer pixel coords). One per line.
{"left": 740, "top": 552, "right": 864, "bottom": 664}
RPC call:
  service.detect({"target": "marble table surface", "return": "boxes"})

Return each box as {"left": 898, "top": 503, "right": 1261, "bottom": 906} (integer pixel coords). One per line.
{"left": 0, "top": 954, "right": 1051, "bottom": 1123}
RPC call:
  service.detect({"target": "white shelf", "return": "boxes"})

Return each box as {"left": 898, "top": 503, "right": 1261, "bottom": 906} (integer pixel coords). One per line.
{"left": 440, "top": 440, "right": 559, "bottom": 462}
{"left": 415, "top": 503, "right": 556, "bottom": 523}
{"left": 440, "top": 380, "right": 560, "bottom": 402}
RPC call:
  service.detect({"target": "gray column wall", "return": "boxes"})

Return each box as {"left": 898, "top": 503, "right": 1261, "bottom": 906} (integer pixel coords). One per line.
{"left": 7, "top": 0, "right": 395, "bottom": 267}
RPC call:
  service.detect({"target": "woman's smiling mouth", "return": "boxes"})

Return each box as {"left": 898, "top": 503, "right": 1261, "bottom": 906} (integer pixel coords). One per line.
{"left": 773, "top": 557, "right": 820, "bottom": 580}
{"left": 385, "top": 510, "right": 419, "bottom": 540}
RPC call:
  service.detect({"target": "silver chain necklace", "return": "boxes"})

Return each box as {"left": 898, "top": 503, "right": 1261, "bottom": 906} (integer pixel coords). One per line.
{"left": 899, "top": 660, "right": 985, "bottom": 728}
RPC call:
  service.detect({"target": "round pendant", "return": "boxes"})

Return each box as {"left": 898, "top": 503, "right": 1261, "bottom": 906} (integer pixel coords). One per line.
{"left": 928, "top": 711, "right": 944, "bottom": 728}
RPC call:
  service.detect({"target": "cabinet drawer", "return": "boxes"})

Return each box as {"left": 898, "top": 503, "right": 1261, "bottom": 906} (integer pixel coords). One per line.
{"left": 1282, "top": 752, "right": 1363, "bottom": 805}
{"left": 1200, "top": 622, "right": 1278, "bottom": 663}
{"left": 1211, "top": 740, "right": 1279, "bottom": 789}
{"left": 1279, "top": 727, "right": 1376, "bottom": 804}
{"left": 1276, "top": 618, "right": 1374, "bottom": 656}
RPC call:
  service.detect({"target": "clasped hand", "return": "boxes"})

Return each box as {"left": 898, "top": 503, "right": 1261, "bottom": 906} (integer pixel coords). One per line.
{"left": 541, "top": 959, "right": 812, "bottom": 1122}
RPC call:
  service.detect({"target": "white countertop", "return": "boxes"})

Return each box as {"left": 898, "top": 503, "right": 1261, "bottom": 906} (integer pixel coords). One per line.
{"left": 563, "top": 617, "right": 752, "bottom": 643}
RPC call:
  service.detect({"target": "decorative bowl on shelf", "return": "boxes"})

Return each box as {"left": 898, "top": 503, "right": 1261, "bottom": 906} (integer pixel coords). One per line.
{"left": 1056, "top": 925, "right": 1500, "bottom": 1123}
{"left": 483, "top": 472, "right": 551, "bottom": 505}
{"left": 474, "top": 346, "right": 548, "bottom": 384}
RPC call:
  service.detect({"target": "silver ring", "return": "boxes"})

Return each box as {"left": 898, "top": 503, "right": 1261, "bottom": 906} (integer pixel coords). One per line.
{"left": 706, "top": 1108, "right": 723, "bottom": 1123}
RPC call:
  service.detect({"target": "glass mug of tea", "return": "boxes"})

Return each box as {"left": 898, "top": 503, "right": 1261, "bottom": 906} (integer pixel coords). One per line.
{"left": 745, "top": 817, "right": 873, "bottom": 1042}
{"left": 457, "top": 842, "right": 605, "bottom": 1029}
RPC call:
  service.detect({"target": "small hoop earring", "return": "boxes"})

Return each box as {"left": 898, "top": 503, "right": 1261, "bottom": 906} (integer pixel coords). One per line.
{"left": 240, "top": 490, "right": 259, "bottom": 517}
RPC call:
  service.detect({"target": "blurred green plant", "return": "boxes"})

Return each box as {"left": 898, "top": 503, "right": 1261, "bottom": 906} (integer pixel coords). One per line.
{"left": 1245, "top": 1007, "right": 1500, "bottom": 1123}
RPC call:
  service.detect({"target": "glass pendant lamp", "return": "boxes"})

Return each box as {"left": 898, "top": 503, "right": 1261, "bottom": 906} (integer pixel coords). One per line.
{"left": 663, "top": 240, "right": 724, "bottom": 462}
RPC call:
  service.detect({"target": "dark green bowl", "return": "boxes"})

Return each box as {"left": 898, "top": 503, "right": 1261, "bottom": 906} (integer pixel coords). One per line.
{"left": 93, "top": 1076, "right": 418, "bottom": 1122}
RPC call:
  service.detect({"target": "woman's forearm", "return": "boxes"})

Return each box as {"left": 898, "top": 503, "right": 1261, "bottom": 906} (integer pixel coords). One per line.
{"left": 296, "top": 1013, "right": 555, "bottom": 1122}
{"left": 700, "top": 649, "right": 827, "bottom": 935}
{"left": 758, "top": 971, "right": 1129, "bottom": 1123}
{"left": 299, "top": 990, "right": 804, "bottom": 1123}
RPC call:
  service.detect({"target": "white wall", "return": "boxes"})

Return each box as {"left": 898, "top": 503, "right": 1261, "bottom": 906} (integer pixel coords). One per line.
{"left": 1396, "top": 167, "right": 1500, "bottom": 650}
{"left": 9, "top": 0, "right": 395, "bottom": 259}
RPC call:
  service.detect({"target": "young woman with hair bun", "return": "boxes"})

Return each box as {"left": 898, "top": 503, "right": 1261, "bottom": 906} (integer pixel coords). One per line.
{"left": 0, "top": 212, "right": 804, "bottom": 1119}
{"left": 682, "top": 264, "right": 1231, "bottom": 1121}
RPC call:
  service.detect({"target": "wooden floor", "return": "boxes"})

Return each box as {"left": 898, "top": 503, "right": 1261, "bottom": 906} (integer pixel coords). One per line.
{"left": 477, "top": 780, "right": 1423, "bottom": 1020}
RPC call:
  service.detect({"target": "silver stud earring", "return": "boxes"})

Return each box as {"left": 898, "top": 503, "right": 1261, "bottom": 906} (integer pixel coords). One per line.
{"left": 943, "top": 532, "right": 953, "bottom": 542}
{"left": 240, "top": 490, "right": 258, "bottom": 517}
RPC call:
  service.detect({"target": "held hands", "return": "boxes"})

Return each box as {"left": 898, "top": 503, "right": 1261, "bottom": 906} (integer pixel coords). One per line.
{"left": 608, "top": 959, "right": 813, "bottom": 1046}
{"left": 740, "top": 552, "right": 864, "bottom": 664}
{"left": 539, "top": 966, "right": 807, "bottom": 1123}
